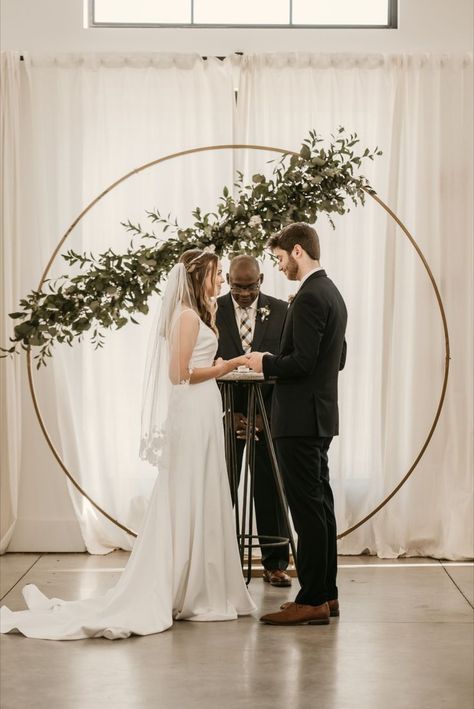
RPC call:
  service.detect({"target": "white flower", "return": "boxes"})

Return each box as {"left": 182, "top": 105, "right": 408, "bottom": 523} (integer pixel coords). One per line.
{"left": 203, "top": 244, "right": 216, "bottom": 253}
{"left": 258, "top": 305, "right": 271, "bottom": 321}
{"left": 249, "top": 215, "right": 262, "bottom": 227}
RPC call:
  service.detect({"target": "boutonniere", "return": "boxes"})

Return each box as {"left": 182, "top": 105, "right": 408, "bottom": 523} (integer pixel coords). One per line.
{"left": 287, "top": 294, "right": 296, "bottom": 306}
{"left": 258, "top": 305, "right": 271, "bottom": 321}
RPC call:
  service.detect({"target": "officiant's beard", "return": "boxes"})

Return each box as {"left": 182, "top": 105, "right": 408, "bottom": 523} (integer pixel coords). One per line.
{"left": 284, "top": 255, "right": 299, "bottom": 281}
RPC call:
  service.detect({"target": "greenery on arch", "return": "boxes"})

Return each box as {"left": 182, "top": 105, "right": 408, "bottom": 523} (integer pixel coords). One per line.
{"left": 2, "top": 129, "right": 381, "bottom": 367}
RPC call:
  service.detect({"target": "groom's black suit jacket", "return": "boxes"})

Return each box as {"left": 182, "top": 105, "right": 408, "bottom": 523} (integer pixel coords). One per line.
{"left": 263, "top": 270, "right": 347, "bottom": 439}
{"left": 215, "top": 292, "right": 288, "bottom": 416}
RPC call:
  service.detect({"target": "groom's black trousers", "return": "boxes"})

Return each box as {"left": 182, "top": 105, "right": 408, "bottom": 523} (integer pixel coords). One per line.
{"left": 275, "top": 436, "right": 338, "bottom": 606}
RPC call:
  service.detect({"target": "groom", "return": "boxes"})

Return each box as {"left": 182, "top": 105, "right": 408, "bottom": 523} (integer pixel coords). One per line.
{"left": 246, "top": 222, "right": 347, "bottom": 626}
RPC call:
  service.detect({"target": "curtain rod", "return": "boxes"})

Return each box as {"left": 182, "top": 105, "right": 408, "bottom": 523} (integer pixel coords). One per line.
{"left": 19, "top": 52, "right": 243, "bottom": 61}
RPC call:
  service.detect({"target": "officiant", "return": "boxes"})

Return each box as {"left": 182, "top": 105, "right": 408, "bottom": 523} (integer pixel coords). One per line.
{"left": 216, "top": 255, "right": 291, "bottom": 587}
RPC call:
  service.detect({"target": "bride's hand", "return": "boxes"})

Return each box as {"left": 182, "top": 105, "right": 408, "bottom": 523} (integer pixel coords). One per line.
{"left": 214, "top": 356, "right": 247, "bottom": 376}
{"left": 230, "top": 355, "right": 248, "bottom": 370}
{"left": 214, "top": 357, "right": 226, "bottom": 377}
{"left": 214, "top": 357, "right": 235, "bottom": 376}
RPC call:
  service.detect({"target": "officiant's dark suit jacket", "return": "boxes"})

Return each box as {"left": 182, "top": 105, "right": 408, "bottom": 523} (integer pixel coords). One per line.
{"left": 263, "top": 270, "right": 347, "bottom": 439}
{"left": 215, "top": 291, "right": 290, "bottom": 570}
{"left": 215, "top": 292, "right": 288, "bottom": 416}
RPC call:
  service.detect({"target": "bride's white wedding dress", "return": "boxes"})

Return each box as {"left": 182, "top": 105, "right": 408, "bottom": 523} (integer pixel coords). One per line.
{"left": 0, "top": 318, "right": 256, "bottom": 640}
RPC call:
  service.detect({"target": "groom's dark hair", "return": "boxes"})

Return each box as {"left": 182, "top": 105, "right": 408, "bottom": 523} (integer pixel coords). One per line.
{"left": 267, "top": 222, "right": 320, "bottom": 260}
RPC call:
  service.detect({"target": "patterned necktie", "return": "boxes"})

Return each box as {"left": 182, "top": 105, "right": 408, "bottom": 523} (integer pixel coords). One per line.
{"left": 239, "top": 307, "right": 252, "bottom": 353}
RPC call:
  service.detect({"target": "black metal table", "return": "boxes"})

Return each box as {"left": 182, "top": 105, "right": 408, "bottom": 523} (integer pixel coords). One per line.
{"left": 218, "top": 372, "right": 297, "bottom": 583}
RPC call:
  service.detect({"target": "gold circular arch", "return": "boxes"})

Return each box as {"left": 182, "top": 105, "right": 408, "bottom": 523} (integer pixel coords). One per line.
{"left": 26, "top": 143, "right": 450, "bottom": 540}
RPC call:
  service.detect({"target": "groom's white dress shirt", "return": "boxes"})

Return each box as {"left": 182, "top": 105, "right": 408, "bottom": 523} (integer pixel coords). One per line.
{"left": 297, "top": 266, "right": 324, "bottom": 291}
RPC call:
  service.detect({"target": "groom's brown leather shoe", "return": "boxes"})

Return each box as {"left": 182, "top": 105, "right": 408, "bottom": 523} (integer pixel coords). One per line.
{"left": 260, "top": 602, "right": 330, "bottom": 625}
{"left": 263, "top": 569, "right": 292, "bottom": 587}
{"left": 280, "top": 599, "right": 340, "bottom": 617}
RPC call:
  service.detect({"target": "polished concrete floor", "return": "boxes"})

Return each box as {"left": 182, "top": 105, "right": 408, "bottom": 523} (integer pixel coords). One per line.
{"left": 0, "top": 553, "right": 473, "bottom": 709}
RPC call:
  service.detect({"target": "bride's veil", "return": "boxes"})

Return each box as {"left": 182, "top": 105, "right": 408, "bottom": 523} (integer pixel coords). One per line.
{"left": 139, "top": 262, "right": 195, "bottom": 465}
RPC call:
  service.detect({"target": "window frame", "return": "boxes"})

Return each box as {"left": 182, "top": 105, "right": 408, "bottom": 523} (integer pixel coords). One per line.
{"left": 88, "top": 0, "right": 398, "bottom": 30}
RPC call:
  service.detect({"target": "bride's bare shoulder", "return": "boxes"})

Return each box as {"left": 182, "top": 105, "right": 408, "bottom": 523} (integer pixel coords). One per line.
{"left": 179, "top": 306, "right": 200, "bottom": 318}
{"left": 177, "top": 307, "right": 201, "bottom": 327}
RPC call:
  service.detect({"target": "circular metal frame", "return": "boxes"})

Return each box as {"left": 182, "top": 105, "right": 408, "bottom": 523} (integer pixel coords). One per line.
{"left": 26, "top": 143, "right": 450, "bottom": 540}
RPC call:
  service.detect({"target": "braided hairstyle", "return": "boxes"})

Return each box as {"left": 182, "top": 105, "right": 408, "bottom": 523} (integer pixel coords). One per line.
{"left": 178, "top": 249, "right": 218, "bottom": 334}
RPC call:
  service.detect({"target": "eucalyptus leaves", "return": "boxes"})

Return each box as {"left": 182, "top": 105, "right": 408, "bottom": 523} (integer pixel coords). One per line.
{"left": 2, "top": 129, "right": 381, "bottom": 367}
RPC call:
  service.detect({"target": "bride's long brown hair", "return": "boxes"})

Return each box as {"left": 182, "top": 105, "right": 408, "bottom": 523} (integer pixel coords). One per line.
{"left": 178, "top": 249, "right": 218, "bottom": 334}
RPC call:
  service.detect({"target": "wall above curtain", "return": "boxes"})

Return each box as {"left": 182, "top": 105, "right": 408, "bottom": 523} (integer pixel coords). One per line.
{"left": 1, "top": 0, "right": 473, "bottom": 54}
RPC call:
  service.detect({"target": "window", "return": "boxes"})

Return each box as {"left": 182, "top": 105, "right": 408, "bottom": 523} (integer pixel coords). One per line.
{"left": 89, "top": 0, "right": 398, "bottom": 28}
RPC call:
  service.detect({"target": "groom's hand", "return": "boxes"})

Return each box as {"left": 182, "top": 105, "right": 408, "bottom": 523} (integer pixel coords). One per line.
{"left": 246, "top": 351, "right": 266, "bottom": 373}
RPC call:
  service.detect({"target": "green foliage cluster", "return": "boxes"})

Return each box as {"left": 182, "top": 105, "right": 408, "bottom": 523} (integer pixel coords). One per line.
{"left": 2, "top": 129, "right": 381, "bottom": 367}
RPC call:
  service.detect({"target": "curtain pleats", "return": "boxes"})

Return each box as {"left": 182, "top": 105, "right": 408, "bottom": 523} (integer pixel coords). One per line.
{"left": 1, "top": 52, "right": 472, "bottom": 558}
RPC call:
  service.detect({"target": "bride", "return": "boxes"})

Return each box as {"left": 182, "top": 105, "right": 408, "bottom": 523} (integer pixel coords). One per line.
{"left": 1, "top": 248, "right": 256, "bottom": 640}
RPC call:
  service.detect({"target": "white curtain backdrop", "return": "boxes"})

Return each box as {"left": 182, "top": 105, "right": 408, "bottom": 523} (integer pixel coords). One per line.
{"left": 1, "top": 52, "right": 472, "bottom": 558}
{"left": 0, "top": 52, "right": 24, "bottom": 552}
{"left": 2, "top": 53, "right": 237, "bottom": 553}
{"left": 236, "top": 53, "right": 473, "bottom": 558}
